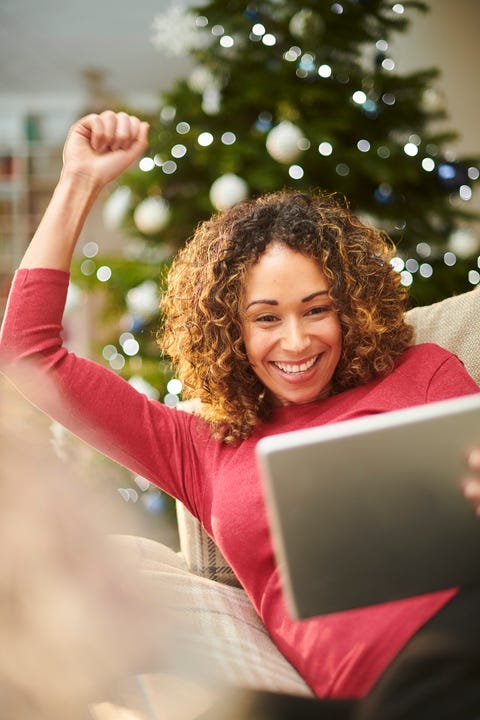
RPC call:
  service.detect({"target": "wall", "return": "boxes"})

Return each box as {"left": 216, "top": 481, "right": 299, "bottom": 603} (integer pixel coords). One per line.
{"left": 394, "top": 0, "right": 479, "bottom": 156}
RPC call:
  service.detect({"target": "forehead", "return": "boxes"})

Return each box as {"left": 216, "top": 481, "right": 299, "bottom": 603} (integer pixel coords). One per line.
{"left": 243, "top": 243, "right": 329, "bottom": 299}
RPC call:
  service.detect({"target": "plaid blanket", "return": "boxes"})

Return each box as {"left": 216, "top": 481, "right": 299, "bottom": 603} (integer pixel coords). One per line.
{"left": 91, "top": 534, "right": 312, "bottom": 719}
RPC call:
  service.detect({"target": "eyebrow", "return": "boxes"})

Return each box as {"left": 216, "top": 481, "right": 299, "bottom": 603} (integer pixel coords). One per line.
{"left": 246, "top": 290, "right": 328, "bottom": 310}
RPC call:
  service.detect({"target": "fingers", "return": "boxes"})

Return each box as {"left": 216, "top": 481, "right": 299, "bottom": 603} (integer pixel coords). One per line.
{"left": 467, "top": 447, "right": 480, "bottom": 471}
{"left": 82, "top": 111, "right": 149, "bottom": 154}
{"left": 108, "top": 112, "right": 139, "bottom": 152}
{"left": 462, "top": 447, "right": 480, "bottom": 516}
{"left": 462, "top": 478, "right": 480, "bottom": 516}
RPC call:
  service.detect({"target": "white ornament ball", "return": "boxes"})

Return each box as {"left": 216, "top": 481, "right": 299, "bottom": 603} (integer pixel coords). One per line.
{"left": 266, "top": 121, "right": 304, "bottom": 164}
{"left": 188, "top": 66, "right": 216, "bottom": 93}
{"left": 128, "top": 375, "right": 159, "bottom": 400}
{"left": 102, "top": 185, "right": 132, "bottom": 230}
{"left": 289, "top": 8, "right": 324, "bottom": 40}
{"left": 126, "top": 280, "right": 159, "bottom": 320}
{"left": 65, "top": 282, "right": 82, "bottom": 314}
{"left": 209, "top": 173, "right": 249, "bottom": 211}
{"left": 422, "top": 88, "right": 444, "bottom": 113}
{"left": 133, "top": 197, "right": 170, "bottom": 235}
{"left": 202, "top": 87, "right": 221, "bottom": 115}
{"left": 448, "top": 229, "right": 479, "bottom": 258}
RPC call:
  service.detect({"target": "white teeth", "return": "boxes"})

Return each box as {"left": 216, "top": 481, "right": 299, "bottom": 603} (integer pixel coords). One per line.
{"left": 274, "top": 356, "right": 318, "bottom": 374}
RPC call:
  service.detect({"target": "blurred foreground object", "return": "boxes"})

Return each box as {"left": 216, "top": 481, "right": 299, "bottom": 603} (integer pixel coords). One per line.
{"left": 0, "top": 373, "right": 162, "bottom": 719}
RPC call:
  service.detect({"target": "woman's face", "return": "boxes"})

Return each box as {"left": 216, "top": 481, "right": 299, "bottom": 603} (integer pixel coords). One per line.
{"left": 241, "top": 243, "right": 343, "bottom": 406}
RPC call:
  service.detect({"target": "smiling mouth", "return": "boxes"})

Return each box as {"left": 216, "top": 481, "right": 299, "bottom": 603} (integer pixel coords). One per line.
{"left": 273, "top": 355, "right": 319, "bottom": 375}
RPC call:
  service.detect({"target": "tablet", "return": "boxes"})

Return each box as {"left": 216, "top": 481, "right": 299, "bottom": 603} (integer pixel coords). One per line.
{"left": 256, "top": 392, "right": 480, "bottom": 619}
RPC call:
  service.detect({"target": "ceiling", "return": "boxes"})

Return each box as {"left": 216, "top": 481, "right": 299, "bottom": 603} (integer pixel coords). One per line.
{"left": 1, "top": 0, "right": 479, "bottom": 159}
{"left": 0, "top": 0, "right": 193, "bottom": 109}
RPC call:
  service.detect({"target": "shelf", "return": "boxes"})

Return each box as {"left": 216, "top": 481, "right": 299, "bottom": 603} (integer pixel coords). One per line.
{"left": 0, "top": 137, "right": 62, "bottom": 279}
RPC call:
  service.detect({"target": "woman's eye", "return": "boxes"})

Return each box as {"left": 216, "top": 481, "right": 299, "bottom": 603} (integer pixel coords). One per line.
{"left": 256, "top": 314, "right": 278, "bottom": 323}
{"left": 306, "top": 306, "right": 330, "bottom": 316}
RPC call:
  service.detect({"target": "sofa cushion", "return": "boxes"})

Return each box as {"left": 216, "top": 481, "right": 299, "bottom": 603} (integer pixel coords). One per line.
{"left": 406, "top": 287, "right": 480, "bottom": 384}
{"left": 109, "top": 535, "right": 312, "bottom": 698}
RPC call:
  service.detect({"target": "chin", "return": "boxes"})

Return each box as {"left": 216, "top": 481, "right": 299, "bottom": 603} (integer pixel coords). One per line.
{"left": 275, "top": 384, "right": 333, "bottom": 407}
{"left": 277, "top": 392, "right": 320, "bottom": 407}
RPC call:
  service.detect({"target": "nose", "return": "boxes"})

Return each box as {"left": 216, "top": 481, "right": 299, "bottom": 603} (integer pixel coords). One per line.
{"left": 280, "top": 319, "right": 311, "bottom": 354}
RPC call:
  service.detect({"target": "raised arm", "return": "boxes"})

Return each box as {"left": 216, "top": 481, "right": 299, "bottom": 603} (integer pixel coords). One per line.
{"left": 0, "top": 113, "right": 207, "bottom": 515}
{"left": 20, "top": 110, "right": 149, "bottom": 270}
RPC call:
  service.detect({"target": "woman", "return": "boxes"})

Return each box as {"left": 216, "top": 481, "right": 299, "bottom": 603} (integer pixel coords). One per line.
{"left": 1, "top": 111, "right": 480, "bottom": 718}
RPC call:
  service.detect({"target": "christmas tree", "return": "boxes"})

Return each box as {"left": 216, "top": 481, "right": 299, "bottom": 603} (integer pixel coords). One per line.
{"left": 73, "top": 0, "right": 480, "bottom": 404}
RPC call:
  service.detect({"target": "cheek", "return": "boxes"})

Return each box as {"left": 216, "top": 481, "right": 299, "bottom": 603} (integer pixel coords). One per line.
{"left": 334, "top": 334, "right": 344, "bottom": 365}
{"left": 244, "top": 339, "right": 258, "bottom": 367}
{"left": 242, "top": 326, "right": 265, "bottom": 368}
{"left": 334, "top": 325, "right": 343, "bottom": 350}
{"left": 325, "top": 321, "right": 343, "bottom": 363}
{"left": 241, "top": 325, "right": 254, "bottom": 363}
{"left": 330, "top": 316, "right": 343, "bottom": 344}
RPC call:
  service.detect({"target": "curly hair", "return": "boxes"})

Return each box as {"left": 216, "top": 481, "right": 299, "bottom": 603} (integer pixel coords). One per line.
{"left": 159, "top": 189, "right": 414, "bottom": 444}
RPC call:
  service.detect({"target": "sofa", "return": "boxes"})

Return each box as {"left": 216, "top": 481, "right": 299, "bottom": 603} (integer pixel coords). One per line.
{"left": 92, "top": 286, "right": 480, "bottom": 719}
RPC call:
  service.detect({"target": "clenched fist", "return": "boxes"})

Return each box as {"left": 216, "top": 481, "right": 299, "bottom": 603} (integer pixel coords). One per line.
{"left": 61, "top": 110, "right": 150, "bottom": 190}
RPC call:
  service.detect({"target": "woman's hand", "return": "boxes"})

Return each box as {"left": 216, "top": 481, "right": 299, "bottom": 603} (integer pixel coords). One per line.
{"left": 61, "top": 110, "right": 150, "bottom": 191}
{"left": 18, "top": 111, "right": 149, "bottom": 271}
{"left": 462, "top": 448, "right": 480, "bottom": 516}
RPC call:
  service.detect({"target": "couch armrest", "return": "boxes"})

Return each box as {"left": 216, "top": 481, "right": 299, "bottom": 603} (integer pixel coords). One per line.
{"left": 406, "top": 286, "right": 480, "bottom": 384}
{"left": 176, "top": 501, "right": 241, "bottom": 588}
